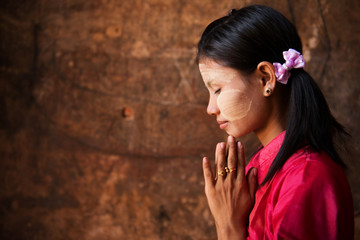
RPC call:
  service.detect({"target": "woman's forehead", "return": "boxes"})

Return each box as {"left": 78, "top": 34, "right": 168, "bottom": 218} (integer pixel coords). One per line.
{"left": 199, "top": 61, "right": 237, "bottom": 83}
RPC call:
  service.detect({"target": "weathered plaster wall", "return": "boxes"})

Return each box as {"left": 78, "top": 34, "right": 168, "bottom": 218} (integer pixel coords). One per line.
{"left": 0, "top": 0, "right": 359, "bottom": 239}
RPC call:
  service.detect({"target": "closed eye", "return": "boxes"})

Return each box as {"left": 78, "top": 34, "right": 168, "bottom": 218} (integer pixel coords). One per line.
{"left": 214, "top": 89, "right": 221, "bottom": 95}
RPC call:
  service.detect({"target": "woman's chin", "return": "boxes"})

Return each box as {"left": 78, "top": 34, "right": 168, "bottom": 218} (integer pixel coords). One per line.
{"left": 224, "top": 126, "right": 250, "bottom": 138}
{"left": 224, "top": 128, "right": 239, "bottom": 138}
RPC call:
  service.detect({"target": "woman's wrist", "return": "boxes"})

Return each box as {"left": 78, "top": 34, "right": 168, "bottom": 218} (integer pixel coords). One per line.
{"left": 216, "top": 224, "right": 247, "bottom": 240}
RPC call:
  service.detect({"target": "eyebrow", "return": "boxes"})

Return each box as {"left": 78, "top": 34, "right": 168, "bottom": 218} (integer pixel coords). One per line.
{"left": 206, "top": 80, "right": 214, "bottom": 88}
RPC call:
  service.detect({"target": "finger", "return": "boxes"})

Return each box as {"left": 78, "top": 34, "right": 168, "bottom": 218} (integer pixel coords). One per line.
{"left": 214, "top": 143, "right": 219, "bottom": 180}
{"left": 247, "top": 167, "right": 258, "bottom": 201}
{"left": 203, "top": 157, "right": 215, "bottom": 188}
{"left": 236, "top": 141, "right": 246, "bottom": 181}
{"left": 216, "top": 141, "right": 226, "bottom": 181}
{"left": 226, "top": 136, "right": 237, "bottom": 180}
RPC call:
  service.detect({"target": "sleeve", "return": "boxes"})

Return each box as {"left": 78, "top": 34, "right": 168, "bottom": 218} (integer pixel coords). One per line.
{"left": 272, "top": 161, "right": 354, "bottom": 240}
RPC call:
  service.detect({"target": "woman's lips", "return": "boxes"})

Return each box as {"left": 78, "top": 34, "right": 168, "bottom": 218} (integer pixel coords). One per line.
{"left": 217, "top": 121, "right": 229, "bottom": 129}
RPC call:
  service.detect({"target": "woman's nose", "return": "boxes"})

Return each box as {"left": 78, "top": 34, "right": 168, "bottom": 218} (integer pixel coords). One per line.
{"left": 207, "top": 97, "right": 219, "bottom": 116}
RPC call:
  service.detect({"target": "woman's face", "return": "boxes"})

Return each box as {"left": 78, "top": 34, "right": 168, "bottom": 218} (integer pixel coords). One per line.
{"left": 199, "top": 59, "right": 270, "bottom": 138}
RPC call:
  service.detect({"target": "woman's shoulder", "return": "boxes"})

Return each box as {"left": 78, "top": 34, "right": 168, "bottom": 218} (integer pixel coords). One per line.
{"left": 283, "top": 147, "right": 345, "bottom": 179}
{"left": 275, "top": 146, "right": 351, "bottom": 197}
{"left": 274, "top": 147, "right": 354, "bottom": 239}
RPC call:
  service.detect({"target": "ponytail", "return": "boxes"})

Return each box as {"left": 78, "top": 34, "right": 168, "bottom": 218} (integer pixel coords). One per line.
{"left": 262, "top": 69, "right": 348, "bottom": 184}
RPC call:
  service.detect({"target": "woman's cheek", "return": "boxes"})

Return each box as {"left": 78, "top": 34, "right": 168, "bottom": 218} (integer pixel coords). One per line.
{"left": 217, "top": 89, "right": 252, "bottom": 121}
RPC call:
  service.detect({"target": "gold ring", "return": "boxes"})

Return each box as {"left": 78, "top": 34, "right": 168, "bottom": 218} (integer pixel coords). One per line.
{"left": 218, "top": 170, "right": 226, "bottom": 176}
{"left": 225, "top": 167, "right": 230, "bottom": 173}
{"left": 229, "top": 168, "right": 237, "bottom": 173}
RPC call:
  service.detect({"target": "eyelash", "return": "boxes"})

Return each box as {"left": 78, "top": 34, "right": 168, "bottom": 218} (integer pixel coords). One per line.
{"left": 214, "top": 89, "right": 221, "bottom": 94}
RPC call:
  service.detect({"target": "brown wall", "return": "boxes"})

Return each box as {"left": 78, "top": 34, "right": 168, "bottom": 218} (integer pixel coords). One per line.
{"left": 1, "top": 0, "right": 359, "bottom": 239}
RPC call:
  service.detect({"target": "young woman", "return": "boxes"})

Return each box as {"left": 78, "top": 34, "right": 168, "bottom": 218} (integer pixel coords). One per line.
{"left": 198, "top": 5, "right": 354, "bottom": 240}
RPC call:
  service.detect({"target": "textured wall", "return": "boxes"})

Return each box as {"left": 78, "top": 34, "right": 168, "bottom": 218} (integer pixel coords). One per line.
{"left": 0, "top": 0, "right": 359, "bottom": 239}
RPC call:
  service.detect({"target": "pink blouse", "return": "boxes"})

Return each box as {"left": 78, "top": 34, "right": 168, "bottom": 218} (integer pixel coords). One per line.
{"left": 245, "top": 132, "right": 354, "bottom": 240}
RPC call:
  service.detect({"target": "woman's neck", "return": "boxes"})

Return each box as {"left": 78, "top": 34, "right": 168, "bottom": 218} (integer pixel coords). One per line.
{"left": 255, "top": 97, "right": 288, "bottom": 146}
{"left": 255, "top": 123, "right": 285, "bottom": 147}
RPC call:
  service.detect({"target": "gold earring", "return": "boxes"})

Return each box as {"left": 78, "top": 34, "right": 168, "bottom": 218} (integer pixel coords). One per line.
{"left": 265, "top": 88, "right": 272, "bottom": 95}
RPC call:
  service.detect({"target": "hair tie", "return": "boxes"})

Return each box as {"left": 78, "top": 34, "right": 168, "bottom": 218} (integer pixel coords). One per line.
{"left": 273, "top": 48, "right": 305, "bottom": 84}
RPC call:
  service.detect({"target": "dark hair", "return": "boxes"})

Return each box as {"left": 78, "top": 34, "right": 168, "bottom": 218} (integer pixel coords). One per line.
{"left": 197, "top": 5, "right": 348, "bottom": 184}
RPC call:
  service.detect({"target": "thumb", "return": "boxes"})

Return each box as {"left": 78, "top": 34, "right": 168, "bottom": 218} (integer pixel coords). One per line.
{"left": 247, "top": 167, "right": 258, "bottom": 201}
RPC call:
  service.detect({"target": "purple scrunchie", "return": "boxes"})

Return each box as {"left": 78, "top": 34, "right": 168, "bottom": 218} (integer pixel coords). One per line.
{"left": 273, "top": 48, "right": 305, "bottom": 84}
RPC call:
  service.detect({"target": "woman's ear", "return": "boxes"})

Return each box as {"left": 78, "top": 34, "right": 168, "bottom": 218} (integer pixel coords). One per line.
{"left": 256, "top": 61, "right": 277, "bottom": 97}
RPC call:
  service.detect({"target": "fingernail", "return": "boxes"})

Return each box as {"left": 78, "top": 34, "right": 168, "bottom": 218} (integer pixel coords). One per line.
{"left": 228, "top": 135, "right": 234, "bottom": 142}
{"left": 253, "top": 168, "right": 258, "bottom": 176}
{"left": 203, "top": 157, "right": 208, "bottom": 164}
{"left": 237, "top": 141, "right": 241, "bottom": 149}
{"left": 220, "top": 142, "right": 225, "bottom": 149}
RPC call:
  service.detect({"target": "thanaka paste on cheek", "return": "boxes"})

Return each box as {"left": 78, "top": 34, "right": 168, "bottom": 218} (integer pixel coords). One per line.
{"left": 217, "top": 89, "right": 252, "bottom": 121}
